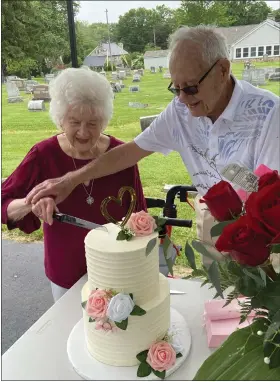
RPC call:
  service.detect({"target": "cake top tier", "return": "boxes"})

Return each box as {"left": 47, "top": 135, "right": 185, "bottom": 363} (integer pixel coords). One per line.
{"left": 84, "top": 223, "right": 158, "bottom": 254}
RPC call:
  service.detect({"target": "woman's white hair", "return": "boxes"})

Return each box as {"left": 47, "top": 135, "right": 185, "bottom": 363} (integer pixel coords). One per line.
{"left": 169, "top": 25, "right": 229, "bottom": 66}
{"left": 49, "top": 68, "right": 114, "bottom": 130}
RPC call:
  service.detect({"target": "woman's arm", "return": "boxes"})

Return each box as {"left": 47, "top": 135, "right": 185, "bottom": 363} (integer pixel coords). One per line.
{"left": 6, "top": 198, "right": 32, "bottom": 222}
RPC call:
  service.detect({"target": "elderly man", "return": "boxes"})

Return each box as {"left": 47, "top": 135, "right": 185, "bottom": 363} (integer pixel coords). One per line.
{"left": 27, "top": 25, "right": 280, "bottom": 257}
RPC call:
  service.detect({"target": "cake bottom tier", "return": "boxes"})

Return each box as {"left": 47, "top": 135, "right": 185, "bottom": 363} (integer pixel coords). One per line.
{"left": 81, "top": 274, "right": 170, "bottom": 366}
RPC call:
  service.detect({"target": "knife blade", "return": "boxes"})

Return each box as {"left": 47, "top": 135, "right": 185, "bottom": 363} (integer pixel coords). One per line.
{"left": 53, "top": 212, "right": 108, "bottom": 232}
{"left": 170, "top": 290, "right": 186, "bottom": 295}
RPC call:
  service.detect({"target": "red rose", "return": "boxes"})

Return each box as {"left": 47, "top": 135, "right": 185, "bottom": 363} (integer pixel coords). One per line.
{"left": 200, "top": 181, "right": 243, "bottom": 222}
{"left": 245, "top": 179, "right": 280, "bottom": 238}
{"left": 215, "top": 216, "right": 271, "bottom": 266}
{"left": 258, "top": 170, "right": 280, "bottom": 190}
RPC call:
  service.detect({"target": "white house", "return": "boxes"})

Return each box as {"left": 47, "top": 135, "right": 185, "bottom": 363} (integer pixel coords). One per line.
{"left": 217, "top": 17, "right": 280, "bottom": 61}
{"left": 143, "top": 50, "right": 170, "bottom": 70}
{"left": 83, "top": 42, "right": 129, "bottom": 68}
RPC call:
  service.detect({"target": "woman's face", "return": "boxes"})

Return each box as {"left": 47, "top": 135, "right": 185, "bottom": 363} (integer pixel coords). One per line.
{"left": 62, "top": 105, "right": 104, "bottom": 155}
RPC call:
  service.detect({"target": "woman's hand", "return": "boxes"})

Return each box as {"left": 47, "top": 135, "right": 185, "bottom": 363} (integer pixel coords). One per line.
{"left": 32, "top": 197, "right": 59, "bottom": 226}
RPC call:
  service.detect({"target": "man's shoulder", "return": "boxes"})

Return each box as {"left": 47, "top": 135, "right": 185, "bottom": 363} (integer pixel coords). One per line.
{"left": 238, "top": 79, "right": 279, "bottom": 106}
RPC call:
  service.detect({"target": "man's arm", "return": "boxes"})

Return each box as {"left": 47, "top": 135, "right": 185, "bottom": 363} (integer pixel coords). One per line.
{"left": 26, "top": 141, "right": 152, "bottom": 204}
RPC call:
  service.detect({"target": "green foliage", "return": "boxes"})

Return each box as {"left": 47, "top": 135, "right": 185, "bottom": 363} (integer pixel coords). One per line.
{"left": 137, "top": 362, "right": 152, "bottom": 377}
{"left": 220, "top": 0, "right": 271, "bottom": 26}
{"left": 104, "top": 61, "right": 116, "bottom": 72}
{"left": 114, "top": 318, "right": 128, "bottom": 330}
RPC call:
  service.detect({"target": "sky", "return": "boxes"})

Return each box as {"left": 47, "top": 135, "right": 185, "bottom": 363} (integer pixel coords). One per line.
{"left": 76, "top": 1, "right": 280, "bottom": 24}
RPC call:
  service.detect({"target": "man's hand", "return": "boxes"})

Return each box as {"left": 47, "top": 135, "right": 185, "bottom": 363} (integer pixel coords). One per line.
{"left": 26, "top": 172, "right": 77, "bottom": 205}
{"left": 32, "top": 197, "right": 59, "bottom": 225}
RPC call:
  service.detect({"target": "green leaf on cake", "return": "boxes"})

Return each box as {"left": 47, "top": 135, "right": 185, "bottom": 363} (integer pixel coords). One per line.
{"left": 89, "top": 317, "right": 95, "bottom": 322}
{"left": 146, "top": 238, "right": 157, "bottom": 256}
{"left": 176, "top": 352, "right": 183, "bottom": 358}
{"left": 136, "top": 349, "right": 149, "bottom": 363}
{"left": 153, "top": 369, "right": 166, "bottom": 380}
{"left": 129, "top": 293, "right": 133, "bottom": 300}
{"left": 114, "top": 318, "right": 128, "bottom": 330}
{"left": 81, "top": 301, "right": 87, "bottom": 309}
{"left": 130, "top": 305, "right": 146, "bottom": 316}
{"left": 137, "top": 362, "right": 152, "bottom": 377}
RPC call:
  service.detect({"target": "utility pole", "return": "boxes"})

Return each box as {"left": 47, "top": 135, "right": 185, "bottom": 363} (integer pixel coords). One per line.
{"left": 153, "top": 27, "right": 156, "bottom": 48}
{"left": 66, "top": 0, "right": 78, "bottom": 68}
{"left": 105, "top": 9, "right": 113, "bottom": 69}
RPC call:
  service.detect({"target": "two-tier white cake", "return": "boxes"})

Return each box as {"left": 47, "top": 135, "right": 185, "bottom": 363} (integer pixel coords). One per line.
{"left": 82, "top": 223, "right": 170, "bottom": 367}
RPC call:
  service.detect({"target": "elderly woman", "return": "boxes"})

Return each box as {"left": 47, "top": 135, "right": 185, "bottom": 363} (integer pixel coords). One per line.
{"left": 2, "top": 68, "right": 146, "bottom": 302}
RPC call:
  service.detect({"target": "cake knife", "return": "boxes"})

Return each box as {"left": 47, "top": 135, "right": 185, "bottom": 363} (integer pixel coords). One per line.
{"left": 170, "top": 290, "right": 186, "bottom": 294}
{"left": 53, "top": 212, "right": 108, "bottom": 231}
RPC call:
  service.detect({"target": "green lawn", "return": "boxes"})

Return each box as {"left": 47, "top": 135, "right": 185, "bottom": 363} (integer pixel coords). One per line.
{"left": 2, "top": 61, "right": 280, "bottom": 271}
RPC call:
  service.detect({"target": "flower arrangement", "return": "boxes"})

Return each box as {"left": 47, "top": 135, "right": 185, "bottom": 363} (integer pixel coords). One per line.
{"left": 136, "top": 329, "right": 184, "bottom": 380}
{"left": 184, "top": 169, "right": 280, "bottom": 380}
{"left": 82, "top": 288, "right": 146, "bottom": 331}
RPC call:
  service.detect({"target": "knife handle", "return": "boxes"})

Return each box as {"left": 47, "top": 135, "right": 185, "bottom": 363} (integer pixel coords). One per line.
{"left": 53, "top": 212, "right": 63, "bottom": 222}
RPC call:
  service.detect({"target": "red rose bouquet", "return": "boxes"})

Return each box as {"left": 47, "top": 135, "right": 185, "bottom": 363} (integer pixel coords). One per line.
{"left": 185, "top": 170, "right": 280, "bottom": 380}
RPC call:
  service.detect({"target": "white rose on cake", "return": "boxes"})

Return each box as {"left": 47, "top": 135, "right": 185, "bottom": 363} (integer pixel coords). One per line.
{"left": 107, "top": 293, "right": 135, "bottom": 322}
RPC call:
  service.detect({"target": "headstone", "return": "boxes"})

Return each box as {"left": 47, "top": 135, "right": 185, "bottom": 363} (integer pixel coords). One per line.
{"left": 25, "top": 80, "right": 39, "bottom": 93}
{"left": 132, "top": 73, "right": 141, "bottom": 82}
{"left": 6, "top": 81, "right": 23, "bottom": 103}
{"left": 119, "top": 80, "right": 125, "bottom": 88}
{"left": 129, "top": 86, "right": 140, "bottom": 92}
{"left": 139, "top": 115, "right": 159, "bottom": 131}
{"left": 45, "top": 73, "right": 55, "bottom": 84}
{"left": 133, "top": 69, "right": 139, "bottom": 74}
{"left": 100, "top": 71, "right": 106, "bottom": 77}
{"left": 251, "top": 69, "right": 266, "bottom": 86}
{"left": 269, "top": 68, "right": 280, "bottom": 81}
{"left": 159, "top": 66, "right": 163, "bottom": 73}
{"left": 263, "top": 54, "right": 269, "bottom": 62}
{"left": 118, "top": 70, "right": 126, "bottom": 79}
{"left": 163, "top": 72, "right": 171, "bottom": 79}
{"left": 11, "top": 79, "right": 25, "bottom": 90}
{"left": 32, "top": 84, "right": 51, "bottom": 101}
{"left": 111, "top": 71, "right": 117, "bottom": 81}
{"left": 111, "top": 82, "right": 122, "bottom": 93}
{"left": 28, "top": 100, "right": 46, "bottom": 111}
{"left": 150, "top": 66, "right": 156, "bottom": 73}
{"left": 263, "top": 67, "right": 276, "bottom": 79}
{"left": 129, "top": 102, "right": 148, "bottom": 109}
{"left": 137, "top": 69, "right": 144, "bottom": 76}
{"left": 242, "top": 70, "right": 252, "bottom": 83}
{"left": 125, "top": 68, "right": 131, "bottom": 76}
{"left": 7, "top": 75, "right": 18, "bottom": 81}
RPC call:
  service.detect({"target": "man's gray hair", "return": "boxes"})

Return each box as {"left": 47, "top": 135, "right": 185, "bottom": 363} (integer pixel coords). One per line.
{"left": 49, "top": 68, "right": 114, "bottom": 130}
{"left": 169, "top": 25, "right": 229, "bottom": 66}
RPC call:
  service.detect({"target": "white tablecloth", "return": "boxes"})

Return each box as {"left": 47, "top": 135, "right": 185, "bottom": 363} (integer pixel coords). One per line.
{"left": 2, "top": 276, "right": 215, "bottom": 380}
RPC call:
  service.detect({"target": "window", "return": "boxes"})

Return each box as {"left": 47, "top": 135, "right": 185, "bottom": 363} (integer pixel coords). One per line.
{"left": 236, "top": 48, "right": 241, "bottom": 58}
{"left": 266, "top": 46, "right": 272, "bottom": 55}
{"left": 250, "top": 47, "right": 256, "bottom": 57}
{"left": 258, "top": 46, "right": 264, "bottom": 56}
{"left": 243, "top": 47, "right": 249, "bottom": 57}
{"left": 274, "top": 45, "right": 280, "bottom": 55}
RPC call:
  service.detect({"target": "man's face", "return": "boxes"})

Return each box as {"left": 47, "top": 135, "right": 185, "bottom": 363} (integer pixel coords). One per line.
{"left": 169, "top": 42, "right": 230, "bottom": 118}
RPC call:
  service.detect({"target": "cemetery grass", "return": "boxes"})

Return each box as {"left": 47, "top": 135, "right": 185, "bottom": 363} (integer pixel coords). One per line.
{"left": 2, "top": 60, "right": 280, "bottom": 273}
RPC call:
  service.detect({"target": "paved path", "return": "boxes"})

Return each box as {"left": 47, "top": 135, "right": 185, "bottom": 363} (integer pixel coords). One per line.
{"left": 2, "top": 240, "right": 53, "bottom": 354}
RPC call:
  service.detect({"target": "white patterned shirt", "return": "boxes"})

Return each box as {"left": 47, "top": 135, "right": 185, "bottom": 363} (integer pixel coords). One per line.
{"left": 134, "top": 77, "right": 280, "bottom": 196}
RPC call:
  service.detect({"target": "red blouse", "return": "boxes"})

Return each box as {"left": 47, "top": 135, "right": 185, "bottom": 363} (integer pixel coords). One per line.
{"left": 2, "top": 135, "right": 147, "bottom": 288}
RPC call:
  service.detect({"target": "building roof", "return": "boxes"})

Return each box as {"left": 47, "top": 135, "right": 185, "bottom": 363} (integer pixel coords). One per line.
{"left": 144, "top": 50, "right": 170, "bottom": 58}
{"left": 88, "top": 42, "right": 128, "bottom": 57}
{"left": 83, "top": 55, "right": 106, "bottom": 67}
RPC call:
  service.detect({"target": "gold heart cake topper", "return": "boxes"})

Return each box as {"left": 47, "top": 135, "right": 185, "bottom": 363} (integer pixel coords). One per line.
{"left": 100, "top": 186, "right": 137, "bottom": 228}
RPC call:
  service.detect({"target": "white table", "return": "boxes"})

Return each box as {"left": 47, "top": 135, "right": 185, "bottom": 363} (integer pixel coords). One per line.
{"left": 2, "top": 277, "right": 215, "bottom": 380}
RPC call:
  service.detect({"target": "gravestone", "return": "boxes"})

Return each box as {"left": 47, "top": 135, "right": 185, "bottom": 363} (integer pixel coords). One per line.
{"left": 133, "top": 69, "right": 139, "bottom": 74}
{"left": 263, "top": 67, "right": 276, "bottom": 79}
{"left": 118, "top": 70, "right": 126, "bottom": 79}
{"left": 137, "top": 69, "right": 144, "bottom": 76}
{"left": 251, "top": 69, "right": 266, "bottom": 86}
{"left": 132, "top": 73, "right": 141, "bottom": 82}
{"left": 269, "top": 68, "right": 280, "bottom": 81}
{"left": 159, "top": 66, "right": 163, "bottom": 73}
{"left": 45, "top": 73, "right": 55, "bottom": 84}
{"left": 100, "top": 71, "right": 106, "bottom": 77}
{"left": 11, "top": 79, "right": 25, "bottom": 90}
{"left": 25, "top": 80, "right": 39, "bottom": 93}
{"left": 119, "top": 80, "right": 125, "bottom": 88}
{"left": 242, "top": 70, "right": 252, "bottom": 83}
{"left": 129, "top": 102, "right": 148, "bottom": 109}
{"left": 163, "top": 72, "right": 171, "bottom": 79}
{"left": 7, "top": 75, "right": 18, "bottom": 81}
{"left": 111, "top": 82, "right": 122, "bottom": 93}
{"left": 111, "top": 71, "right": 117, "bottom": 81}
{"left": 6, "top": 81, "right": 23, "bottom": 103}
{"left": 150, "top": 66, "right": 156, "bottom": 73}
{"left": 32, "top": 84, "right": 51, "bottom": 101}
{"left": 139, "top": 115, "right": 159, "bottom": 131}
{"left": 28, "top": 100, "right": 46, "bottom": 111}
{"left": 129, "top": 85, "right": 140, "bottom": 92}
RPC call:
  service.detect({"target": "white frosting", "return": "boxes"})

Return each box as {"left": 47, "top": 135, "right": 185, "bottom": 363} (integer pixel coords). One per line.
{"left": 85, "top": 223, "right": 160, "bottom": 305}
{"left": 82, "top": 275, "right": 170, "bottom": 366}
{"left": 83, "top": 222, "right": 170, "bottom": 367}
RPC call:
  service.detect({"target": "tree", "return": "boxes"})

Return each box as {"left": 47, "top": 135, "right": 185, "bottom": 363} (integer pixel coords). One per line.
{"left": 149, "top": 5, "right": 176, "bottom": 50}
{"left": 221, "top": 1, "right": 272, "bottom": 26}
{"left": 272, "top": 8, "right": 280, "bottom": 23}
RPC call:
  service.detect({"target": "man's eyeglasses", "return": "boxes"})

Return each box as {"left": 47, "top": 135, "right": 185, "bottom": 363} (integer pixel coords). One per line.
{"left": 168, "top": 60, "right": 219, "bottom": 96}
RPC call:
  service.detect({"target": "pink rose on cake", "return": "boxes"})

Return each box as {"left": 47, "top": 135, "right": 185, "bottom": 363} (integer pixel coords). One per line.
{"left": 86, "top": 289, "right": 109, "bottom": 319}
{"left": 95, "top": 320, "right": 118, "bottom": 332}
{"left": 146, "top": 341, "right": 176, "bottom": 372}
{"left": 107, "top": 293, "right": 135, "bottom": 322}
{"left": 126, "top": 210, "right": 157, "bottom": 237}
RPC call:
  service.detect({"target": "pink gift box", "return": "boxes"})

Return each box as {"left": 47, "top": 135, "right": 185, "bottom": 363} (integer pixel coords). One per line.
{"left": 204, "top": 299, "right": 255, "bottom": 348}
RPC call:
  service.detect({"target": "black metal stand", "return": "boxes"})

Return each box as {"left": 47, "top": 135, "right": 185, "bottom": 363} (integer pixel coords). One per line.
{"left": 66, "top": 0, "right": 78, "bottom": 68}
